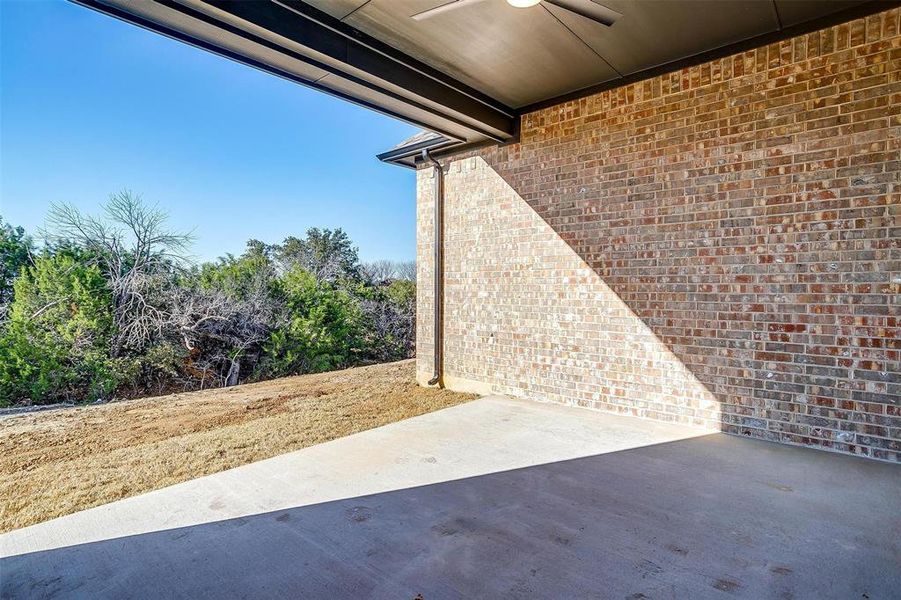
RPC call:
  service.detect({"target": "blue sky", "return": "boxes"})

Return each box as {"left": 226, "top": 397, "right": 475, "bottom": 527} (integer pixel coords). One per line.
{"left": 0, "top": 0, "right": 420, "bottom": 263}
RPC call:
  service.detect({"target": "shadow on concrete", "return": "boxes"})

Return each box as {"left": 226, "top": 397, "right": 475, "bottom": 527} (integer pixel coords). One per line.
{"left": 4, "top": 434, "right": 898, "bottom": 599}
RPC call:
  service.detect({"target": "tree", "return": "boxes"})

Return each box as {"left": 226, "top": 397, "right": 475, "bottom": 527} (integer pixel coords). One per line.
{"left": 176, "top": 246, "right": 279, "bottom": 387}
{"left": 261, "top": 267, "right": 363, "bottom": 375}
{"left": 167, "top": 283, "right": 274, "bottom": 387}
{"left": 0, "top": 197, "right": 417, "bottom": 404}
{"left": 360, "top": 260, "right": 416, "bottom": 286}
{"left": 0, "top": 254, "right": 122, "bottom": 405}
{"left": 273, "top": 228, "right": 361, "bottom": 282}
{"left": 360, "top": 259, "right": 396, "bottom": 285}
{"left": 0, "top": 218, "right": 34, "bottom": 318}
{"left": 197, "top": 242, "right": 278, "bottom": 300}
{"left": 358, "top": 279, "right": 415, "bottom": 362}
{"left": 361, "top": 260, "right": 416, "bottom": 285}
{"left": 44, "top": 191, "right": 193, "bottom": 356}
{"left": 395, "top": 260, "right": 416, "bottom": 282}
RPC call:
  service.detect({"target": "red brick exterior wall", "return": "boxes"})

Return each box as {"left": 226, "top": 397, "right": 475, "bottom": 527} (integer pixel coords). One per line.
{"left": 417, "top": 9, "right": 900, "bottom": 461}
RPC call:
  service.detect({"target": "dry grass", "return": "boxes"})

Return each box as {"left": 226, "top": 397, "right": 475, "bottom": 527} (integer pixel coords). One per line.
{"left": 0, "top": 360, "right": 474, "bottom": 533}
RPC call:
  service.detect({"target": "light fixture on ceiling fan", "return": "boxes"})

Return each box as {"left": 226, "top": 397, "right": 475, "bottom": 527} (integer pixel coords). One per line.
{"left": 412, "top": 0, "right": 621, "bottom": 27}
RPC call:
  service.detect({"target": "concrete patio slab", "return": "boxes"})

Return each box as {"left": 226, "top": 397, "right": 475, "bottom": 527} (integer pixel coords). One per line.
{"left": 2, "top": 396, "right": 899, "bottom": 599}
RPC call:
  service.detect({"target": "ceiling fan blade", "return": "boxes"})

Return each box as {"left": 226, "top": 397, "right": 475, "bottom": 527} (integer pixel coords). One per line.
{"left": 411, "top": 0, "right": 489, "bottom": 21}
{"left": 542, "top": 0, "right": 621, "bottom": 26}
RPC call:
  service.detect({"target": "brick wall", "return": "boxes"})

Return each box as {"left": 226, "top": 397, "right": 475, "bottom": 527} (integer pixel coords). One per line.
{"left": 416, "top": 8, "right": 900, "bottom": 461}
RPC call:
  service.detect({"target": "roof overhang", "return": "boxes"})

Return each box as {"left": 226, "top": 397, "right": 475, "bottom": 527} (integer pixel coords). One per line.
{"left": 72, "top": 0, "right": 517, "bottom": 145}
{"left": 72, "top": 1, "right": 897, "bottom": 164}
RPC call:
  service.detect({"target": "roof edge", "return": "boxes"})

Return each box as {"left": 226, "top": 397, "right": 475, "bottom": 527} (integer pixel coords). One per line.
{"left": 376, "top": 134, "right": 461, "bottom": 169}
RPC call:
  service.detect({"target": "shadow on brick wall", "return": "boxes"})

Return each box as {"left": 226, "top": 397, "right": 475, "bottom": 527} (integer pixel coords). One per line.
{"left": 457, "top": 140, "right": 897, "bottom": 460}
{"left": 432, "top": 156, "right": 720, "bottom": 428}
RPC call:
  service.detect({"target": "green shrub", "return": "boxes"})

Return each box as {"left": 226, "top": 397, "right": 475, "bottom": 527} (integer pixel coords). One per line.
{"left": 385, "top": 279, "right": 415, "bottom": 307}
{"left": 260, "top": 268, "right": 363, "bottom": 376}
{"left": 196, "top": 250, "right": 276, "bottom": 299}
{"left": 0, "top": 209, "right": 416, "bottom": 402}
{"left": 0, "top": 218, "right": 33, "bottom": 316}
{"left": 356, "top": 279, "right": 415, "bottom": 363}
{"left": 0, "top": 254, "right": 123, "bottom": 405}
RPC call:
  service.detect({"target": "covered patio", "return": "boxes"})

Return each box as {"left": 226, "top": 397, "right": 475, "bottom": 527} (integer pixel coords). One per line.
{"left": 58, "top": 3, "right": 898, "bottom": 453}
{"left": 3, "top": 1, "right": 898, "bottom": 597}
{"left": 3, "top": 396, "right": 899, "bottom": 598}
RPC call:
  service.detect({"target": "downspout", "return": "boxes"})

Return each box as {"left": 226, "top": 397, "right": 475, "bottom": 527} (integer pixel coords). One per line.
{"left": 423, "top": 149, "right": 444, "bottom": 387}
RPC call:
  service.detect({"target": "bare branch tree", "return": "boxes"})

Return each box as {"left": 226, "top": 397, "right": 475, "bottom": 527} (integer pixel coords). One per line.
{"left": 167, "top": 281, "right": 275, "bottom": 387}
{"left": 396, "top": 260, "right": 416, "bottom": 282}
{"left": 360, "top": 259, "right": 396, "bottom": 285}
{"left": 361, "top": 260, "right": 416, "bottom": 285}
{"left": 360, "top": 296, "right": 414, "bottom": 361}
{"left": 43, "top": 191, "right": 194, "bottom": 356}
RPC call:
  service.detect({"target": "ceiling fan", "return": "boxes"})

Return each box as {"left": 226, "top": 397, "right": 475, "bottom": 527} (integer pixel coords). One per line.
{"left": 411, "top": 0, "right": 621, "bottom": 27}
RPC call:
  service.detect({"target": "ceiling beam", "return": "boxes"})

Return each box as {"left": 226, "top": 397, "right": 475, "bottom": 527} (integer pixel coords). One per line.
{"left": 72, "top": 0, "right": 516, "bottom": 143}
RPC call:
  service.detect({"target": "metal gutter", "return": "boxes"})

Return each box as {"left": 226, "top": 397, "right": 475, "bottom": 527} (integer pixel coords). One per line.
{"left": 423, "top": 149, "right": 444, "bottom": 387}
{"left": 376, "top": 135, "right": 460, "bottom": 170}
{"left": 379, "top": 137, "right": 450, "bottom": 386}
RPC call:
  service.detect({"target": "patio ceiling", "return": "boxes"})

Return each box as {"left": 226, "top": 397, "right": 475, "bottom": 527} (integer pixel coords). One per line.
{"left": 305, "top": 0, "right": 871, "bottom": 109}
{"left": 75, "top": 0, "right": 889, "bottom": 151}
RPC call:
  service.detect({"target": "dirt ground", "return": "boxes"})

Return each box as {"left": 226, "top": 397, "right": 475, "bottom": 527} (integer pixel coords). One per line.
{"left": 0, "top": 360, "right": 474, "bottom": 533}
